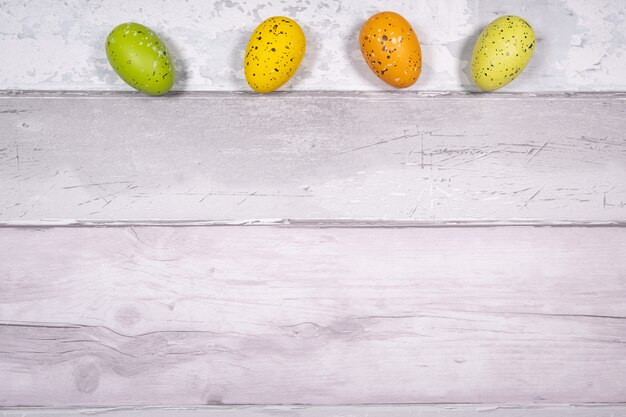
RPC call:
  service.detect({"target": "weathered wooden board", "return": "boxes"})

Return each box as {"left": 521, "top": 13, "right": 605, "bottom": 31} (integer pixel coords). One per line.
{"left": 1, "top": 0, "right": 625, "bottom": 92}
{"left": 3, "top": 405, "right": 626, "bottom": 417}
{"left": 1, "top": 92, "right": 625, "bottom": 224}
{"left": 1, "top": 225, "right": 625, "bottom": 406}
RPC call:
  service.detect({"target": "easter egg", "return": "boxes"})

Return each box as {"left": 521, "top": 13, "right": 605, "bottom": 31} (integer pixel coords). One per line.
{"left": 244, "top": 16, "right": 306, "bottom": 93}
{"left": 471, "top": 16, "right": 535, "bottom": 91}
{"left": 359, "top": 11, "right": 422, "bottom": 88}
{"left": 106, "top": 22, "right": 175, "bottom": 96}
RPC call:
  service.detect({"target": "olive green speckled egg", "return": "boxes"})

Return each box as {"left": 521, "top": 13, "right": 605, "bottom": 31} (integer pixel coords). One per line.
{"left": 106, "top": 22, "right": 175, "bottom": 96}
{"left": 471, "top": 16, "right": 535, "bottom": 91}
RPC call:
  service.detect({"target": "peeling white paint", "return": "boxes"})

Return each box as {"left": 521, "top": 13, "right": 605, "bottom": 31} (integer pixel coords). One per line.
{"left": 0, "top": 0, "right": 624, "bottom": 91}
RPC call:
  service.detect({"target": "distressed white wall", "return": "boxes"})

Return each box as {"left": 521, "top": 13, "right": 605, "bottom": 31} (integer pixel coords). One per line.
{"left": 0, "top": 0, "right": 624, "bottom": 92}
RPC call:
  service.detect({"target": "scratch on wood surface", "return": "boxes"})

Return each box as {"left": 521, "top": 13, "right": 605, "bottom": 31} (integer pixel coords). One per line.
{"left": 237, "top": 192, "right": 257, "bottom": 206}
{"left": 420, "top": 131, "right": 425, "bottom": 169}
{"left": 0, "top": 109, "right": 27, "bottom": 114}
{"left": 174, "top": 192, "right": 312, "bottom": 198}
{"left": 567, "top": 135, "right": 621, "bottom": 146}
{"left": 338, "top": 131, "right": 425, "bottom": 154}
{"left": 13, "top": 143, "right": 21, "bottom": 192}
{"left": 408, "top": 189, "right": 426, "bottom": 218}
{"left": 523, "top": 187, "right": 543, "bottom": 207}
{"left": 62, "top": 181, "right": 134, "bottom": 189}
{"left": 526, "top": 142, "right": 549, "bottom": 164}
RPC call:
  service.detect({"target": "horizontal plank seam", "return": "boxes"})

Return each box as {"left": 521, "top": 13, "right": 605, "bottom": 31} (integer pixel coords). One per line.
{"left": 3, "top": 403, "right": 626, "bottom": 409}
{"left": 1, "top": 90, "right": 626, "bottom": 99}
{"left": 1, "top": 219, "right": 626, "bottom": 228}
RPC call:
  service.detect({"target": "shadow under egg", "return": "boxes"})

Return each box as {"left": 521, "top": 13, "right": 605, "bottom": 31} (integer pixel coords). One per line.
{"left": 159, "top": 30, "right": 190, "bottom": 93}
{"left": 229, "top": 27, "right": 253, "bottom": 91}
{"left": 457, "top": 26, "right": 483, "bottom": 92}
{"left": 343, "top": 20, "right": 391, "bottom": 90}
{"left": 286, "top": 21, "right": 319, "bottom": 91}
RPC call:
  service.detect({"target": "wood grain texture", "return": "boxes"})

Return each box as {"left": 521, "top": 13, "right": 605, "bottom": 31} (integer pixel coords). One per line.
{"left": 1, "top": 0, "right": 625, "bottom": 92}
{"left": 1, "top": 92, "right": 625, "bottom": 224}
{"left": 3, "top": 405, "right": 626, "bottom": 417}
{"left": 1, "top": 225, "right": 625, "bottom": 406}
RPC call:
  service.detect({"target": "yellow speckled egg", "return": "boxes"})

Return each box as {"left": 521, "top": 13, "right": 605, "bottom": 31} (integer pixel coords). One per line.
{"left": 471, "top": 16, "right": 535, "bottom": 91}
{"left": 359, "top": 11, "right": 422, "bottom": 88}
{"left": 106, "top": 22, "right": 174, "bottom": 96}
{"left": 244, "top": 16, "right": 306, "bottom": 93}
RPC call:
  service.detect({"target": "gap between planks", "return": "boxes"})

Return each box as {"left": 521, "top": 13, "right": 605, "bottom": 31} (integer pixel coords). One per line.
{"left": 1, "top": 219, "right": 626, "bottom": 227}
{"left": 3, "top": 404, "right": 626, "bottom": 417}
{"left": 1, "top": 90, "right": 626, "bottom": 99}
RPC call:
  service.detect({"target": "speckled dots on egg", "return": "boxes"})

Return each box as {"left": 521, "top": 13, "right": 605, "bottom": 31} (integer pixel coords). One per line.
{"left": 106, "top": 22, "right": 174, "bottom": 95}
{"left": 471, "top": 16, "right": 536, "bottom": 91}
{"left": 359, "top": 12, "right": 422, "bottom": 89}
{"left": 243, "top": 17, "right": 306, "bottom": 93}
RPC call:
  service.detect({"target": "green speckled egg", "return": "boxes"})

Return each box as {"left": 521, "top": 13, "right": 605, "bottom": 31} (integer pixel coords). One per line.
{"left": 471, "top": 16, "right": 535, "bottom": 91}
{"left": 106, "top": 22, "right": 174, "bottom": 96}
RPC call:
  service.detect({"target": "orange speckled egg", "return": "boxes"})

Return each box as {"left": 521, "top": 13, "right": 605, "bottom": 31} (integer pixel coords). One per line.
{"left": 359, "top": 11, "right": 422, "bottom": 88}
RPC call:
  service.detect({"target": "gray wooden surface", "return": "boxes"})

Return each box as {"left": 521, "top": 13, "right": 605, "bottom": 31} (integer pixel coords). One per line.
{"left": 2, "top": 0, "right": 626, "bottom": 413}
{"left": 2, "top": 225, "right": 626, "bottom": 406}
{"left": 1, "top": 92, "right": 626, "bottom": 411}
{"left": 1, "top": 92, "right": 625, "bottom": 224}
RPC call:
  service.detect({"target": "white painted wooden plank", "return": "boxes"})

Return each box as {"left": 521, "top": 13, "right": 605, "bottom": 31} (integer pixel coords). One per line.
{"left": 1, "top": 225, "right": 625, "bottom": 406}
{"left": 1, "top": 0, "right": 625, "bottom": 92}
{"left": 1, "top": 92, "right": 625, "bottom": 223}
{"left": 3, "top": 405, "right": 626, "bottom": 417}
